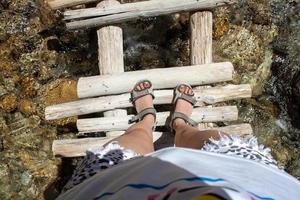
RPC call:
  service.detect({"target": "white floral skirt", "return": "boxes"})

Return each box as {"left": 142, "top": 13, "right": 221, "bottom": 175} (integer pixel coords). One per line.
{"left": 62, "top": 135, "right": 278, "bottom": 192}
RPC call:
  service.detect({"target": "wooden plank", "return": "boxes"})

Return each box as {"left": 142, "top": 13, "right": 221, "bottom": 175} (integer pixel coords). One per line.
{"left": 48, "top": 0, "right": 97, "bottom": 10}
{"left": 77, "top": 62, "right": 234, "bottom": 98}
{"left": 64, "top": 0, "right": 236, "bottom": 29}
{"left": 190, "top": 11, "right": 213, "bottom": 129}
{"left": 52, "top": 131, "right": 163, "bottom": 157}
{"left": 76, "top": 106, "right": 238, "bottom": 133}
{"left": 45, "top": 84, "right": 251, "bottom": 120}
{"left": 52, "top": 123, "right": 252, "bottom": 157}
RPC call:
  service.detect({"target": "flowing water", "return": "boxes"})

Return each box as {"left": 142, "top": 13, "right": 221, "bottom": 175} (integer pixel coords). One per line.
{"left": 0, "top": 0, "right": 299, "bottom": 199}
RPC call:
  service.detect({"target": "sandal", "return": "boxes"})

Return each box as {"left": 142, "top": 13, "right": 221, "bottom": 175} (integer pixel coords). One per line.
{"left": 168, "top": 83, "right": 198, "bottom": 132}
{"left": 129, "top": 80, "right": 156, "bottom": 124}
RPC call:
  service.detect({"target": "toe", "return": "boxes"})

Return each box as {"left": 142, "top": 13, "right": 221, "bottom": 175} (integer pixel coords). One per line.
{"left": 184, "top": 86, "right": 189, "bottom": 94}
{"left": 179, "top": 85, "right": 185, "bottom": 92}
{"left": 143, "top": 81, "right": 150, "bottom": 89}
{"left": 136, "top": 85, "right": 141, "bottom": 91}
{"left": 139, "top": 83, "right": 145, "bottom": 90}
{"left": 188, "top": 88, "right": 193, "bottom": 95}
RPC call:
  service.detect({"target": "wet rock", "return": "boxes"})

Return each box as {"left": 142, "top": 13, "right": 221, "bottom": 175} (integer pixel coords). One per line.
{"left": 19, "top": 99, "right": 36, "bottom": 116}
{"left": 43, "top": 79, "right": 78, "bottom": 125}
{"left": 0, "top": 58, "right": 17, "bottom": 77}
{"left": 215, "top": 25, "right": 264, "bottom": 73}
{"left": 44, "top": 79, "right": 77, "bottom": 106}
{"left": 272, "top": 146, "right": 292, "bottom": 167}
{"left": 250, "top": 50, "right": 273, "bottom": 96}
{"left": 19, "top": 76, "right": 38, "bottom": 98}
{"left": 0, "top": 85, "right": 7, "bottom": 97}
{"left": 0, "top": 95, "right": 18, "bottom": 112}
{"left": 213, "top": 17, "right": 230, "bottom": 39}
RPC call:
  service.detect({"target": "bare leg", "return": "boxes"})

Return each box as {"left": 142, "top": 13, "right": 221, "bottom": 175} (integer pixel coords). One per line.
{"left": 172, "top": 85, "right": 222, "bottom": 149}
{"left": 174, "top": 121, "right": 221, "bottom": 149}
{"left": 105, "top": 81, "right": 155, "bottom": 155}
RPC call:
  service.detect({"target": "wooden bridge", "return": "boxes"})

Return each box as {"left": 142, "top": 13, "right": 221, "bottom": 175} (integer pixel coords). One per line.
{"left": 45, "top": 0, "right": 252, "bottom": 157}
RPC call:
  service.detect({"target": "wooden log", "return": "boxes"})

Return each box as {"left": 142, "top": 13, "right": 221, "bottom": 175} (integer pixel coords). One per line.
{"left": 77, "top": 62, "right": 234, "bottom": 98}
{"left": 52, "top": 131, "right": 163, "bottom": 157}
{"left": 215, "top": 124, "right": 253, "bottom": 137}
{"left": 64, "top": 0, "right": 236, "bottom": 29}
{"left": 97, "top": 0, "right": 127, "bottom": 129}
{"left": 45, "top": 84, "right": 251, "bottom": 120}
{"left": 47, "top": 0, "right": 97, "bottom": 10}
{"left": 97, "top": 0, "right": 124, "bottom": 75}
{"left": 190, "top": 11, "right": 213, "bottom": 129}
{"left": 77, "top": 106, "right": 238, "bottom": 133}
{"left": 190, "top": 11, "right": 212, "bottom": 65}
{"left": 52, "top": 123, "right": 252, "bottom": 157}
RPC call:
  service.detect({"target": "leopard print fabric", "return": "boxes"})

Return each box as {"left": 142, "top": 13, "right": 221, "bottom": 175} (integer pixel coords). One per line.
{"left": 202, "top": 134, "right": 278, "bottom": 168}
{"left": 62, "top": 142, "right": 139, "bottom": 192}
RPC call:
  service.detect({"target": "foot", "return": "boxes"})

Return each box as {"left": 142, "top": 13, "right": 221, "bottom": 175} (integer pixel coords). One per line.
{"left": 173, "top": 85, "right": 194, "bottom": 128}
{"left": 133, "top": 81, "right": 155, "bottom": 123}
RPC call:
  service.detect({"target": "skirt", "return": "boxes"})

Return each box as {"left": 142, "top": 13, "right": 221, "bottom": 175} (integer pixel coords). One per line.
{"left": 62, "top": 134, "right": 278, "bottom": 192}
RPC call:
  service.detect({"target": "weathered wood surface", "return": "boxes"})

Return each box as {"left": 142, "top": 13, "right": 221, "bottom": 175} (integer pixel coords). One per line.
{"left": 190, "top": 11, "right": 213, "bottom": 129}
{"left": 45, "top": 84, "right": 251, "bottom": 120}
{"left": 97, "top": 0, "right": 124, "bottom": 75}
{"left": 77, "top": 62, "right": 234, "bottom": 98}
{"left": 77, "top": 106, "right": 238, "bottom": 133}
{"left": 53, "top": 131, "right": 163, "bottom": 157}
{"left": 215, "top": 124, "right": 253, "bottom": 137}
{"left": 52, "top": 123, "right": 252, "bottom": 157}
{"left": 97, "top": 0, "right": 127, "bottom": 127}
{"left": 190, "top": 11, "right": 212, "bottom": 65}
{"left": 48, "top": 0, "right": 97, "bottom": 10}
{"left": 64, "top": 0, "right": 236, "bottom": 29}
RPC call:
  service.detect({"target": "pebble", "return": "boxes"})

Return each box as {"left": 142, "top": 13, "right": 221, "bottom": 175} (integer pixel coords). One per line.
{"left": 0, "top": 95, "right": 18, "bottom": 112}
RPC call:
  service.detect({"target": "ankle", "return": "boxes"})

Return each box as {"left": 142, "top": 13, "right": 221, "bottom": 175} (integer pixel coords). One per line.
{"left": 142, "top": 114, "right": 156, "bottom": 125}
{"left": 173, "top": 118, "right": 186, "bottom": 129}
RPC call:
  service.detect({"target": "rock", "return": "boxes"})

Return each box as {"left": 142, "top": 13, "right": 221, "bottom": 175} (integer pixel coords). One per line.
{"left": 250, "top": 50, "right": 273, "bottom": 96}
{"left": 19, "top": 99, "right": 36, "bottom": 116}
{"left": 39, "top": 65, "right": 53, "bottom": 81}
{"left": 43, "top": 79, "right": 78, "bottom": 125}
{"left": 0, "top": 58, "right": 17, "bottom": 77}
{"left": 0, "top": 95, "right": 18, "bottom": 112}
{"left": 19, "top": 76, "right": 38, "bottom": 98}
{"left": 44, "top": 79, "right": 77, "bottom": 106}
{"left": 292, "top": 74, "right": 300, "bottom": 105}
{"left": 272, "top": 146, "right": 292, "bottom": 167}
{"left": 0, "top": 85, "right": 7, "bottom": 97}
{"left": 215, "top": 25, "right": 264, "bottom": 73}
{"left": 21, "top": 171, "right": 32, "bottom": 186}
{"left": 213, "top": 17, "right": 230, "bottom": 39}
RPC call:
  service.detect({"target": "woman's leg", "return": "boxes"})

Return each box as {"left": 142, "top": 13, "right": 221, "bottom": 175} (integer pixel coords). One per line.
{"left": 105, "top": 81, "right": 155, "bottom": 155}
{"left": 174, "top": 121, "right": 221, "bottom": 149}
{"left": 172, "top": 85, "right": 222, "bottom": 149}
